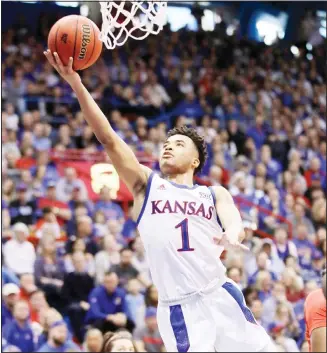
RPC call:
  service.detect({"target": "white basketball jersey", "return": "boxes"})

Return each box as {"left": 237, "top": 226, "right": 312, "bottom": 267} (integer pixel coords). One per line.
{"left": 137, "top": 172, "right": 226, "bottom": 302}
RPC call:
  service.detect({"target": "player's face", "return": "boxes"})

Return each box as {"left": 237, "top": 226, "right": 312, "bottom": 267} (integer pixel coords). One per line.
{"left": 159, "top": 134, "right": 200, "bottom": 176}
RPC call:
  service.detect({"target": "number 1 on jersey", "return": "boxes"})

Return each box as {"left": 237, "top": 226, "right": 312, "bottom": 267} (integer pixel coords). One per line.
{"left": 175, "top": 218, "right": 194, "bottom": 252}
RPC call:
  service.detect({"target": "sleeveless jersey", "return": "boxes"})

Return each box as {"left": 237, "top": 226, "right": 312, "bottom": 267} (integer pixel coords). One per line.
{"left": 137, "top": 172, "right": 226, "bottom": 302}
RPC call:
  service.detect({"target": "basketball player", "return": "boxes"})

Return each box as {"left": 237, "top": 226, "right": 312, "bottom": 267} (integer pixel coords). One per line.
{"left": 44, "top": 51, "right": 274, "bottom": 352}
{"left": 304, "top": 266, "right": 326, "bottom": 352}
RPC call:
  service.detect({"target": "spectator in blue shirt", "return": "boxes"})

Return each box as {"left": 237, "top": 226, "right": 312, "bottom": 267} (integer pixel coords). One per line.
{"left": 94, "top": 186, "right": 124, "bottom": 223}
{"left": 3, "top": 300, "right": 34, "bottom": 353}
{"left": 2, "top": 283, "right": 20, "bottom": 328}
{"left": 85, "top": 271, "right": 134, "bottom": 333}
{"left": 247, "top": 115, "right": 268, "bottom": 149}
{"left": 37, "top": 320, "right": 80, "bottom": 352}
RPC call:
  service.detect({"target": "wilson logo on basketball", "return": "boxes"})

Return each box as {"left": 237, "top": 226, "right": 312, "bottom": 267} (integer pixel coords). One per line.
{"left": 78, "top": 24, "right": 91, "bottom": 60}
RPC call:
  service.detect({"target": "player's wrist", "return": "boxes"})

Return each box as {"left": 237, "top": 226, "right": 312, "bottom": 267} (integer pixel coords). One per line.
{"left": 69, "top": 76, "right": 83, "bottom": 92}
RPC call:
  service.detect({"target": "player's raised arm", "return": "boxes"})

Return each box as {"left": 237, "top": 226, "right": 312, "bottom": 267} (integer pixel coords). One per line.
{"left": 44, "top": 50, "right": 149, "bottom": 193}
{"left": 211, "top": 185, "right": 246, "bottom": 248}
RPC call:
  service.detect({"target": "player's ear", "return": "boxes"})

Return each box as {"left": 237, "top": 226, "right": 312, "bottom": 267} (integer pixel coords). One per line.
{"left": 192, "top": 158, "right": 200, "bottom": 170}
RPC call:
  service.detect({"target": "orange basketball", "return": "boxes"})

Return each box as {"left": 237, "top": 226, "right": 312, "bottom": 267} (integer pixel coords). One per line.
{"left": 48, "top": 15, "right": 103, "bottom": 71}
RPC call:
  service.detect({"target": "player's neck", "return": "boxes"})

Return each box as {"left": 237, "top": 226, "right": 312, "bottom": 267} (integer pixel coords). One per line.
{"left": 166, "top": 172, "right": 194, "bottom": 187}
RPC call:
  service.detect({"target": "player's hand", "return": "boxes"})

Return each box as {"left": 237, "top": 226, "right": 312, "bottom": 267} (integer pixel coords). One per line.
{"left": 43, "top": 50, "right": 81, "bottom": 88}
{"left": 213, "top": 233, "right": 250, "bottom": 251}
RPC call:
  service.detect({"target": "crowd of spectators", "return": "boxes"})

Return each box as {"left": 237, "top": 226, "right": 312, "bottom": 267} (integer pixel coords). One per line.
{"left": 1, "top": 9, "right": 326, "bottom": 353}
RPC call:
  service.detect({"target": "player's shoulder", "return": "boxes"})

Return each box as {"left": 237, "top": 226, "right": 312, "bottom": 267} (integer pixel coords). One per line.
{"left": 305, "top": 289, "right": 326, "bottom": 315}
{"left": 210, "top": 185, "right": 233, "bottom": 202}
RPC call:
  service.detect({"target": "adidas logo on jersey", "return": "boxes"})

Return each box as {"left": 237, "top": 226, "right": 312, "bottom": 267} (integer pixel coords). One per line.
{"left": 157, "top": 184, "right": 166, "bottom": 190}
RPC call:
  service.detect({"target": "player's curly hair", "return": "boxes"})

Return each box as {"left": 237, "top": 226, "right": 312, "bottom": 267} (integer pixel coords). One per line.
{"left": 167, "top": 126, "right": 208, "bottom": 174}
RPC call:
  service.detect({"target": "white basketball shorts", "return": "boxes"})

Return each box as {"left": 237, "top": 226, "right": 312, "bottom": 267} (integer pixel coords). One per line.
{"left": 157, "top": 279, "right": 274, "bottom": 352}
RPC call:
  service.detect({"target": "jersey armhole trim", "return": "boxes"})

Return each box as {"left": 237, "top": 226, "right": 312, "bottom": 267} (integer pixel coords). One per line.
{"left": 208, "top": 186, "right": 224, "bottom": 230}
{"left": 136, "top": 172, "right": 155, "bottom": 226}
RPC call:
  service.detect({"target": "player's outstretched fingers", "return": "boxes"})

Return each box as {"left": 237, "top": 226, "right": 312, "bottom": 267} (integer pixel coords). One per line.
{"left": 53, "top": 52, "right": 64, "bottom": 71}
{"left": 68, "top": 57, "right": 74, "bottom": 72}
{"left": 43, "top": 50, "right": 58, "bottom": 70}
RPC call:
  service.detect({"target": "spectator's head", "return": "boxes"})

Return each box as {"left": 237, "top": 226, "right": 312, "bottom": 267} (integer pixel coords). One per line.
{"left": 260, "top": 145, "right": 271, "bottom": 164}
{"left": 48, "top": 320, "right": 68, "bottom": 347}
{"left": 71, "top": 238, "right": 87, "bottom": 254}
{"left": 145, "top": 284, "right": 158, "bottom": 308}
{"left": 255, "top": 270, "right": 272, "bottom": 292}
{"left": 281, "top": 268, "right": 303, "bottom": 292}
{"left": 284, "top": 193, "right": 294, "bottom": 209}
{"left": 76, "top": 215, "right": 93, "bottom": 237}
{"left": 312, "top": 198, "right": 326, "bottom": 225}
{"left": 131, "top": 236, "right": 144, "bottom": 256}
{"left": 160, "top": 126, "right": 207, "bottom": 176}
{"left": 3, "top": 283, "right": 20, "bottom": 309}
{"left": 255, "top": 114, "right": 264, "bottom": 127}
{"left": 274, "top": 228, "right": 288, "bottom": 245}
{"left": 209, "top": 165, "right": 223, "bottom": 184}
{"left": 72, "top": 251, "right": 86, "bottom": 273}
{"left": 120, "top": 248, "right": 133, "bottom": 267}
{"left": 250, "top": 299, "right": 263, "bottom": 321}
{"left": 64, "top": 167, "right": 77, "bottom": 182}
{"left": 127, "top": 279, "right": 141, "bottom": 296}
{"left": 40, "top": 235, "right": 57, "bottom": 258}
{"left": 275, "top": 303, "right": 292, "bottom": 326}
{"left": 102, "top": 330, "right": 136, "bottom": 352}
{"left": 103, "top": 234, "right": 119, "bottom": 253}
{"left": 261, "top": 239, "right": 273, "bottom": 257}
{"left": 85, "top": 329, "right": 103, "bottom": 353}
{"left": 309, "top": 157, "right": 321, "bottom": 172}
{"left": 99, "top": 186, "right": 112, "bottom": 202}
{"left": 255, "top": 163, "right": 267, "bottom": 178}
{"left": 12, "top": 222, "right": 29, "bottom": 243}
{"left": 16, "top": 183, "right": 28, "bottom": 202}
{"left": 294, "top": 202, "right": 305, "bottom": 219}
{"left": 107, "top": 219, "right": 122, "bottom": 237}
{"left": 46, "top": 181, "right": 57, "bottom": 199}
{"left": 145, "top": 307, "right": 158, "bottom": 332}
{"left": 30, "top": 290, "right": 48, "bottom": 313}
{"left": 242, "top": 286, "right": 258, "bottom": 306}
{"left": 256, "top": 251, "right": 269, "bottom": 270}
{"left": 304, "top": 280, "right": 318, "bottom": 297}
{"left": 42, "top": 207, "right": 56, "bottom": 223}
{"left": 285, "top": 255, "right": 298, "bottom": 270}
{"left": 20, "top": 273, "right": 37, "bottom": 294}
{"left": 227, "top": 267, "right": 242, "bottom": 285}
{"left": 103, "top": 272, "right": 119, "bottom": 294}
{"left": 36, "top": 150, "right": 49, "bottom": 166}
{"left": 13, "top": 300, "right": 30, "bottom": 323}
{"left": 296, "top": 223, "right": 308, "bottom": 240}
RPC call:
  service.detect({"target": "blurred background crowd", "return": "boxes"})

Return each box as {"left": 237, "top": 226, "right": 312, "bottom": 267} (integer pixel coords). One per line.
{"left": 1, "top": 1, "right": 326, "bottom": 352}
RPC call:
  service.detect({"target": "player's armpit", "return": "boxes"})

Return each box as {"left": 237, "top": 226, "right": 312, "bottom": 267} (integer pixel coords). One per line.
{"left": 211, "top": 186, "right": 244, "bottom": 244}
{"left": 311, "top": 327, "right": 327, "bottom": 352}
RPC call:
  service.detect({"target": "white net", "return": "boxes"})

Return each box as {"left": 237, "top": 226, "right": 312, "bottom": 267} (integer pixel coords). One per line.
{"left": 99, "top": 1, "right": 168, "bottom": 50}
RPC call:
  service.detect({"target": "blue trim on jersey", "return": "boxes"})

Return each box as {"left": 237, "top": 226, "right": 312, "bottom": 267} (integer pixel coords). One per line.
{"left": 136, "top": 172, "right": 155, "bottom": 226}
{"left": 222, "top": 282, "right": 257, "bottom": 325}
{"left": 208, "top": 186, "right": 224, "bottom": 230}
{"left": 167, "top": 180, "right": 199, "bottom": 190}
{"left": 169, "top": 305, "right": 190, "bottom": 352}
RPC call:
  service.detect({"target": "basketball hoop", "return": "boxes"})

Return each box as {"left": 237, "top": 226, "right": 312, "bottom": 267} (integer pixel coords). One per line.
{"left": 99, "top": 1, "right": 168, "bottom": 50}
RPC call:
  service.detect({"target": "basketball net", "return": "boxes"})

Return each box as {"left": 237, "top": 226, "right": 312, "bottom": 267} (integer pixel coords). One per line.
{"left": 99, "top": 1, "right": 167, "bottom": 50}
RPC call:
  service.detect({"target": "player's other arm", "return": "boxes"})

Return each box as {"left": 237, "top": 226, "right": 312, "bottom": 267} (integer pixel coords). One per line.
{"left": 211, "top": 186, "right": 245, "bottom": 246}
{"left": 44, "top": 51, "right": 150, "bottom": 193}
{"left": 311, "top": 327, "right": 326, "bottom": 352}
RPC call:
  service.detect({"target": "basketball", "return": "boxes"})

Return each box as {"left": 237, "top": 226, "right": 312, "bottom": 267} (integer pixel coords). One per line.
{"left": 48, "top": 15, "right": 103, "bottom": 71}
